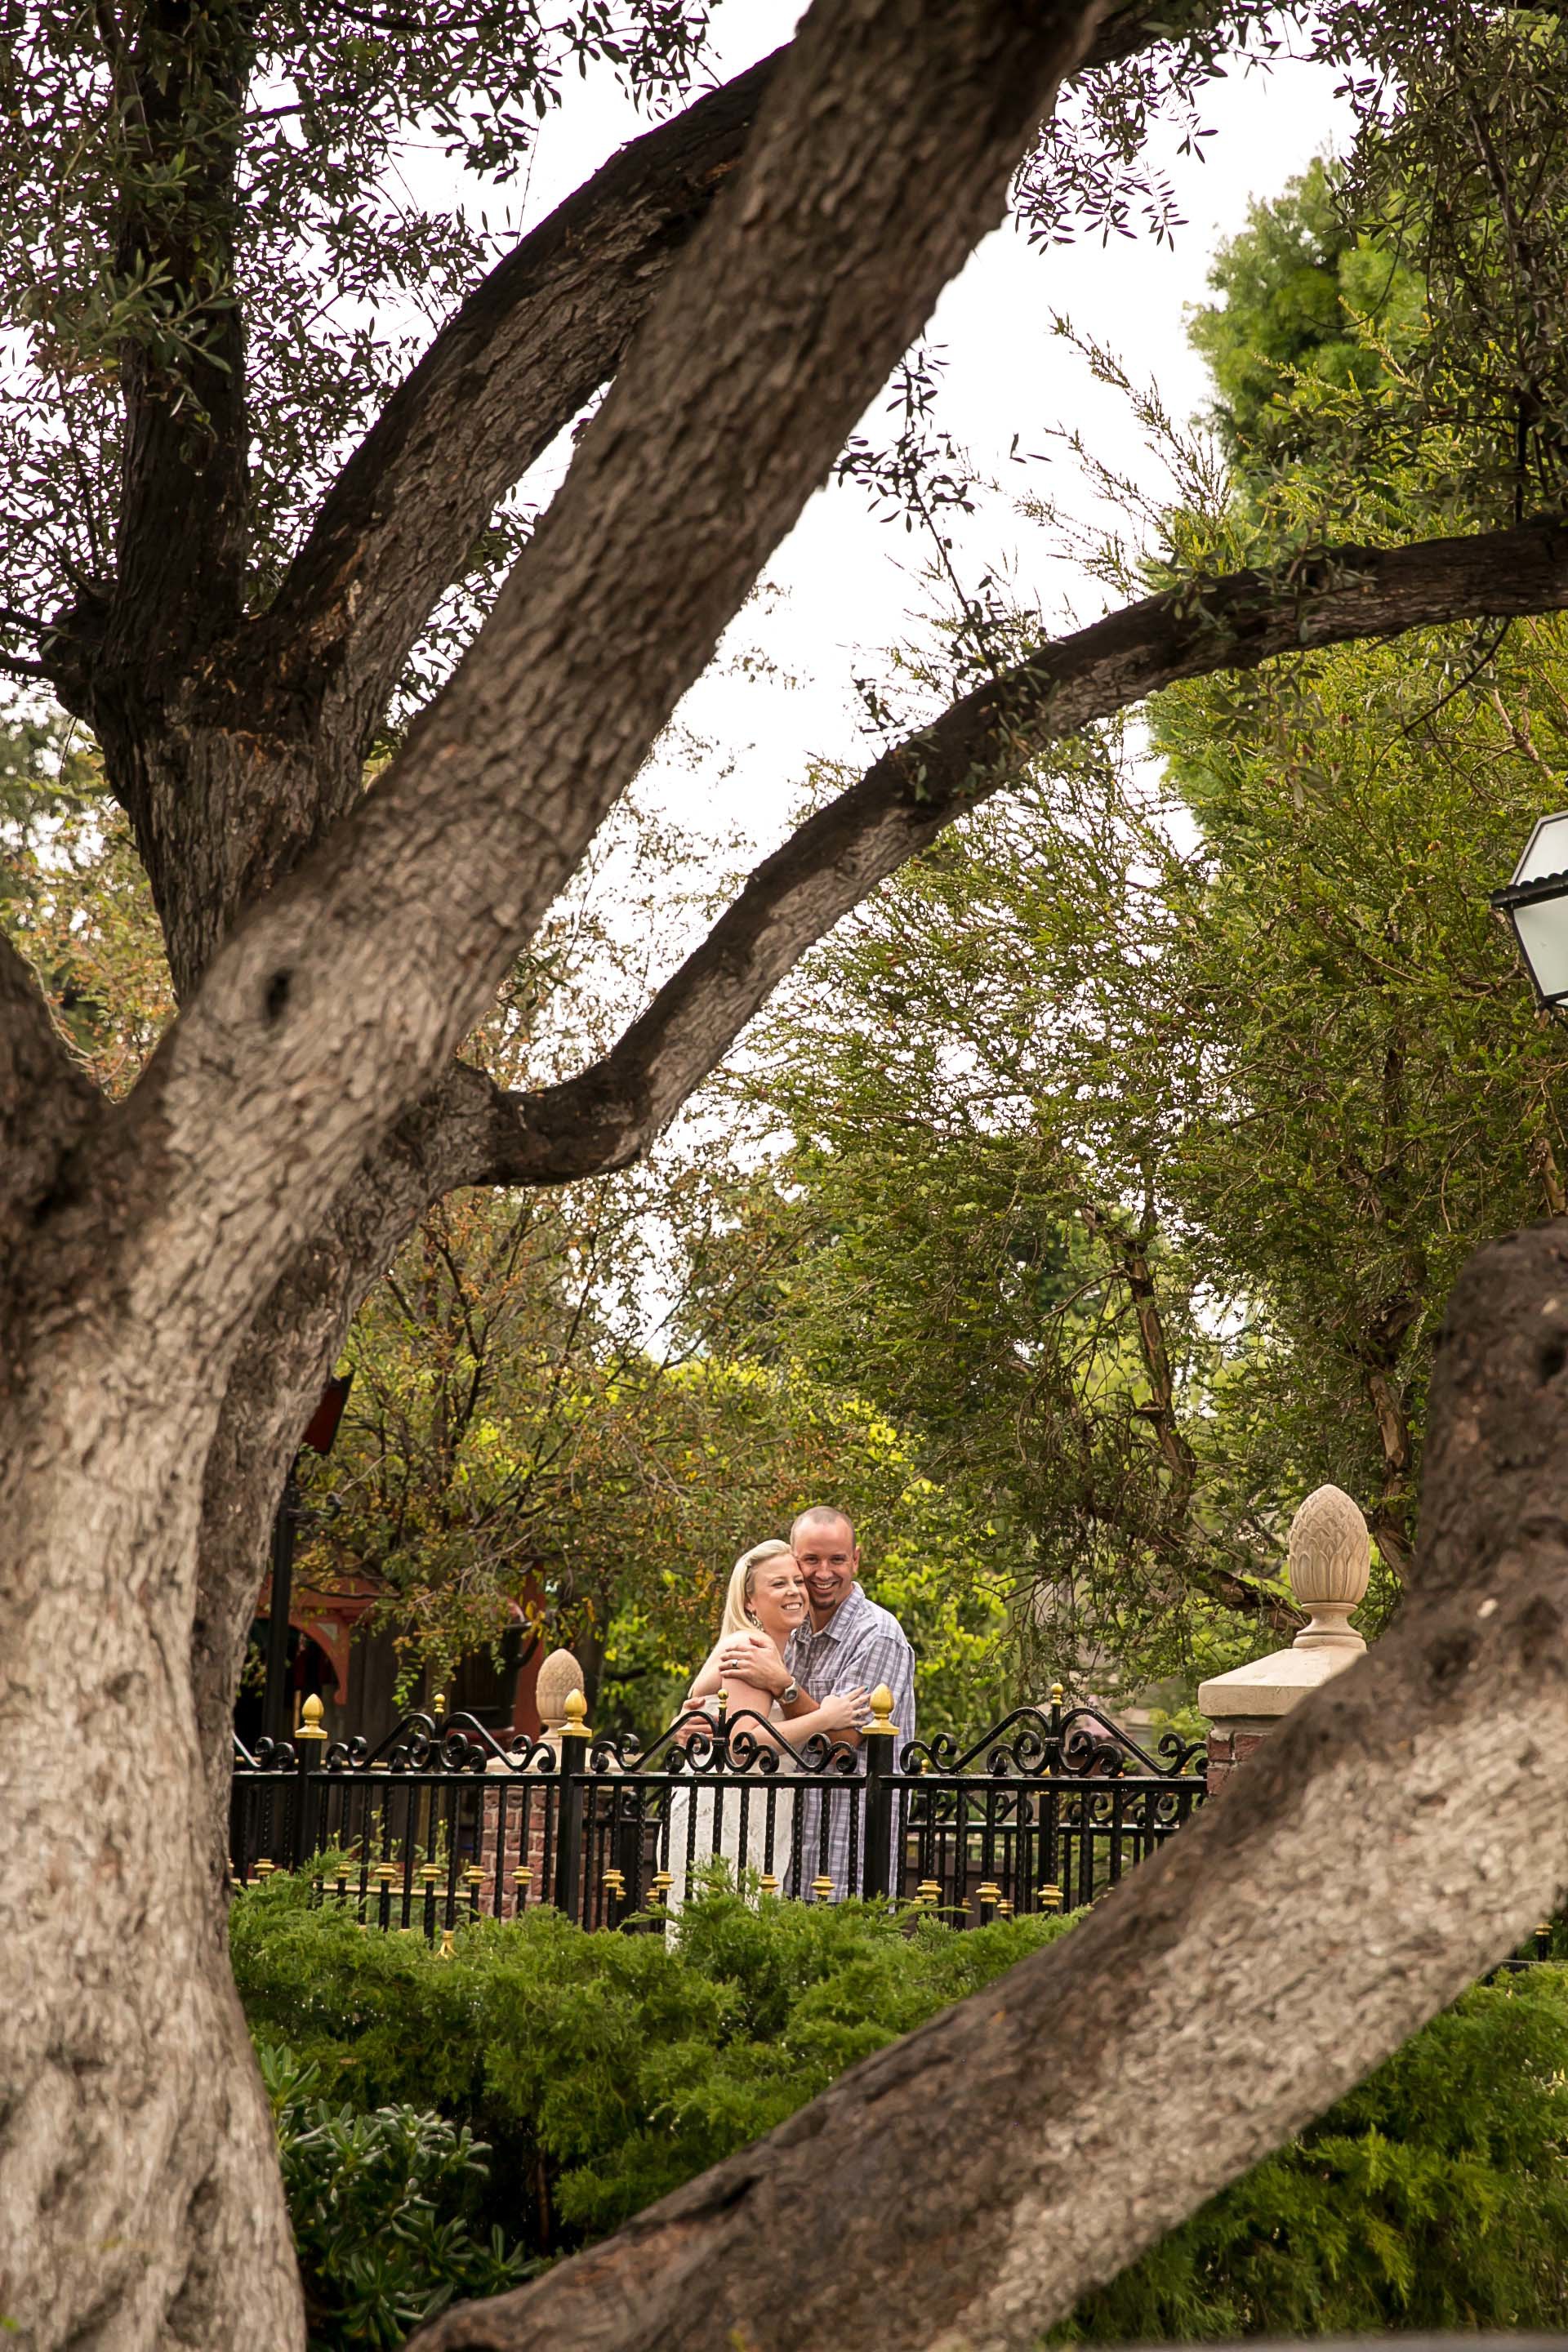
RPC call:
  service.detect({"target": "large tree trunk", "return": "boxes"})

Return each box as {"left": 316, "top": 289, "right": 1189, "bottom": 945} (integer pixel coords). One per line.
{"left": 2, "top": 11, "right": 1112, "bottom": 2344}
{"left": 0, "top": 1365, "right": 300, "bottom": 2349}
{"left": 407, "top": 1218, "right": 1568, "bottom": 2352}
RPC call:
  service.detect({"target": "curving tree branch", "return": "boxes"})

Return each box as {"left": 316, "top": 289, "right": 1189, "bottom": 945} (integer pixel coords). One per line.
{"left": 446, "top": 519, "right": 1568, "bottom": 1187}
{"left": 56, "top": 0, "right": 1109, "bottom": 1383}
{"left": 196, "top": 517, "right": 1568, "bottom": 1683}
{"left": 58, "top": 0, "right": 1259, "bottom": 1003}
{"left": 253, "top": 56, "right": 776, "bottom": 759}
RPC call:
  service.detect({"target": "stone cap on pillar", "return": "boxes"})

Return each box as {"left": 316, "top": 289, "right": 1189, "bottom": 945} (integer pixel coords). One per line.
{"left": 535, "top": 1648, "right": 585, "bottom": 1745}
{"left": 1199, "top": 1485, "right": 1370, "bottom": 1726}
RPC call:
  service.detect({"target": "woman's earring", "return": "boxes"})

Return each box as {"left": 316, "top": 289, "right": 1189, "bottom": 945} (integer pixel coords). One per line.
{"left": 745, "top": 1607, "right": 761, "bottom": 1628}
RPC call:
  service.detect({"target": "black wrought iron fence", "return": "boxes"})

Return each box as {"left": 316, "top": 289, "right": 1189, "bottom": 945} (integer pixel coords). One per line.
{"left": 229, "top": 1685, "right": 1209, "bottom": 1937}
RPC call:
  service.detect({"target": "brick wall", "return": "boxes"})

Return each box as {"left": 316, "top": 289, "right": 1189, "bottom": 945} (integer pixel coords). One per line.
{"left": 1205, "top": 1725, "right": 1269, "bottom": 1793}
{"left": 476, "top": 1760, "right": 555, "bottom": 1913}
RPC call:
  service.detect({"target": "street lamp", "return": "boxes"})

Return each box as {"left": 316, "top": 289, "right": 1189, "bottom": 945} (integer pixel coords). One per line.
{"left": 1493, "top": 813, "right": 1568, "bottom": 1013}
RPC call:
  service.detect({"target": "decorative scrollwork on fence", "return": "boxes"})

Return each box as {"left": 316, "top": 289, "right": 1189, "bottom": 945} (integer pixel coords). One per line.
{"left": 240, "top": 1734, "right": 299, "bottom": 1771}
{"left": 902, "top": 1700, "right": 1204, "bottom": 1782}
{"left": 588, "top": 1708, "right": 859, "bottom": 1779}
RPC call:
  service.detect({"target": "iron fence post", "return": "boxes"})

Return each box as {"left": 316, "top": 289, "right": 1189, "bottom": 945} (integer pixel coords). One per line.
{"left": 861, "top": 1684, "right": 898, "bottom": 1902}
{"left": 290, "top": 1694, "right": 328, "bottom": 1873}
{"left": 555, "top": 1686, "right": 592, "bottom": 1922}
{"left": 228, "top": 1762, "right": 247, "bottom": 1882}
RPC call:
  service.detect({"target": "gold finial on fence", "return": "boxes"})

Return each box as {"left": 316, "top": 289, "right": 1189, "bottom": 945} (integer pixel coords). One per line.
{"left": 915, "top": 1879, "right": 941, "bottom": 1908}
{"left": 1040, "top": 1882, "right": 1062, "bottom": 1913}
{"left": 650, "top": 1870, "right": 673, "bottom": 1904}
{"left": 560, "top": 1688, "right": 591, "bottom": 1740}
{"left": 439, "top": 1928, "right": 455, "bottom": 1958}
{"left": 977, "top": 1882, "right": 1002, "bottom": 1910}
{"left": 297, "top": 1694, "right": 327, "bottom": 1743}
{"left": 1049, "top": 1682, "right": 1065, "bottom": 1708}
{"left": 433, "top": 1690, "right": 447, "bottom": 1717}
{"left": 420, "top": 1863, "right": 439, "bottom": 1889}
{"left": 759, "top": 1873, "right": 778, "bottom": 1897}
{"left": 255, "top": 1859, "right": 275, "bottom": 1880}
{"left": 512, "top": 1867, "right": 533, "bottom": 1895}
{"left": 864, "top": 1684, "right": 897, "bottom": 1737}
{"left": 811, "top": 1874, "right": 835, "bottom": 1902}
{"left": 998, "top": 1898, "right": 1014, "bottom": 1919}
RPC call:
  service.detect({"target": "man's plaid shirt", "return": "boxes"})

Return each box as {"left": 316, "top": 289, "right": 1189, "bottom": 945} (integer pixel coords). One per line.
{"left": 783, "top": 1581, "right": 915, "bottom": 1900}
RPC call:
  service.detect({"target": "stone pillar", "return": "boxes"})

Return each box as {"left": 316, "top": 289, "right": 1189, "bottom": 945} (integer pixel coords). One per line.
{"left": 478, "top": 1646, "right": 582, "bottom": 1913}
{"left": 1199, "top": 1485, "right": 1371, "bottom": 1793}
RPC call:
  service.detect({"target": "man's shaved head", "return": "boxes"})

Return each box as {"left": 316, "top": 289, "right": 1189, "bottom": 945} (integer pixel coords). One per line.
{"left": 791, "top": 1504, "right": 855, "bottom": 1549}
{"left": 789, "top": 1507, "right": 858, "bottom": 1626}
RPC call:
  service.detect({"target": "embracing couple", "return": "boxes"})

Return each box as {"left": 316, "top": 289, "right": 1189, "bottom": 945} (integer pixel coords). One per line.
{"left": 668, "top": 1506, "right": 916, "bottom": 1905}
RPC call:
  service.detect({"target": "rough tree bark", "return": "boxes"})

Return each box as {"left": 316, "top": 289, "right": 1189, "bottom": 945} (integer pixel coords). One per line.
{"left": 408, "top": 1217, "right": 1568, "bottom": 2352}
{"left": 10, "top": 502, "right": 1568, "bottom": 2346}
{"left": 0, "top": 3, "right": 1112, "bottom": 2344}
{"left": 53, "top": 2, "right": 1214, "bottom": 1000}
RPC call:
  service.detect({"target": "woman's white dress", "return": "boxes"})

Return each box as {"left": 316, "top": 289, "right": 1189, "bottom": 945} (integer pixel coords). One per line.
{"left": 663, "top": 1699, "right": 796, "bottom": 1918}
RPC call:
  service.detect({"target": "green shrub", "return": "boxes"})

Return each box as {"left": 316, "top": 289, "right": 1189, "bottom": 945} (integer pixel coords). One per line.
{"left": 235, "top": 1873, "right": 1568, "bottom": 2341}
{"left": 259, "top": 2042, "right": 533, "bottom": 2350}
{"left": 1060, "top": 1967, "right": 1568, "bottom": 2341}
{"left": 231, "top": 1868, "right": 1071, "bottom": 2252}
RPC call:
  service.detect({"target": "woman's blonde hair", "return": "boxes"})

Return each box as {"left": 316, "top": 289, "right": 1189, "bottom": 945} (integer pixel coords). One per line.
{"left": 719, "top": 1539, "right": 794, "bottom": 1638}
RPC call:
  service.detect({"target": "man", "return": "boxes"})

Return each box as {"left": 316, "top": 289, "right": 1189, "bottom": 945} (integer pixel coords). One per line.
{"left": 716, "top": 1504, "right": 915, "bottom": 1899}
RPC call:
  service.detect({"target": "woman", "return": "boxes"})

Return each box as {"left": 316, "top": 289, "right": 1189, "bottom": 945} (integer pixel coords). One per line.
{"left": 665, "top": 1539, "right": 865, "bottom": 1912}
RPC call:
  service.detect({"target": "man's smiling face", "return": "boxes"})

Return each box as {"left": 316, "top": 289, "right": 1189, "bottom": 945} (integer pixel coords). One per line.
{"left": 791, "top": 1512, "right": 859, "bottom": 1619}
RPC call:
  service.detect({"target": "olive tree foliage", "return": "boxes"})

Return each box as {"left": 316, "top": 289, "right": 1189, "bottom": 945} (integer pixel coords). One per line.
{"left": 1, "top": 2, "right": 714, "bottom": 691}
{"left": 11, "top": 3, "right": 1568, "bottom": 2350}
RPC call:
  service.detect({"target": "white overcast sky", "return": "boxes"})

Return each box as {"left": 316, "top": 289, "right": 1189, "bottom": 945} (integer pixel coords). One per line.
{"left": 467, "top": 4, "right": 1354, "bottom": 869}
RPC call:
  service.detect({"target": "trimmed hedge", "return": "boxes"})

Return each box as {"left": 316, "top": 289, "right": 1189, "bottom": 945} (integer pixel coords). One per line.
{"left": 232, "top": 1868, "right": 1071, "bottom": 2256}
{"left": 234, "top": 1873, "right": 1568, "bottom": 2344}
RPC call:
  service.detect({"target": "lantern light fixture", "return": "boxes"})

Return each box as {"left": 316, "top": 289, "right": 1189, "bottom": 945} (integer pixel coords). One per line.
{"left": 1491, "top": 812, "right": 1568, "bottom": 1013}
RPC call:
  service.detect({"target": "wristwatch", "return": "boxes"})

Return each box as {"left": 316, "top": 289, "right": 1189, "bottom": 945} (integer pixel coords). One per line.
{"left": 781, "top": 1680, "right": 799, "bottom": 1706}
